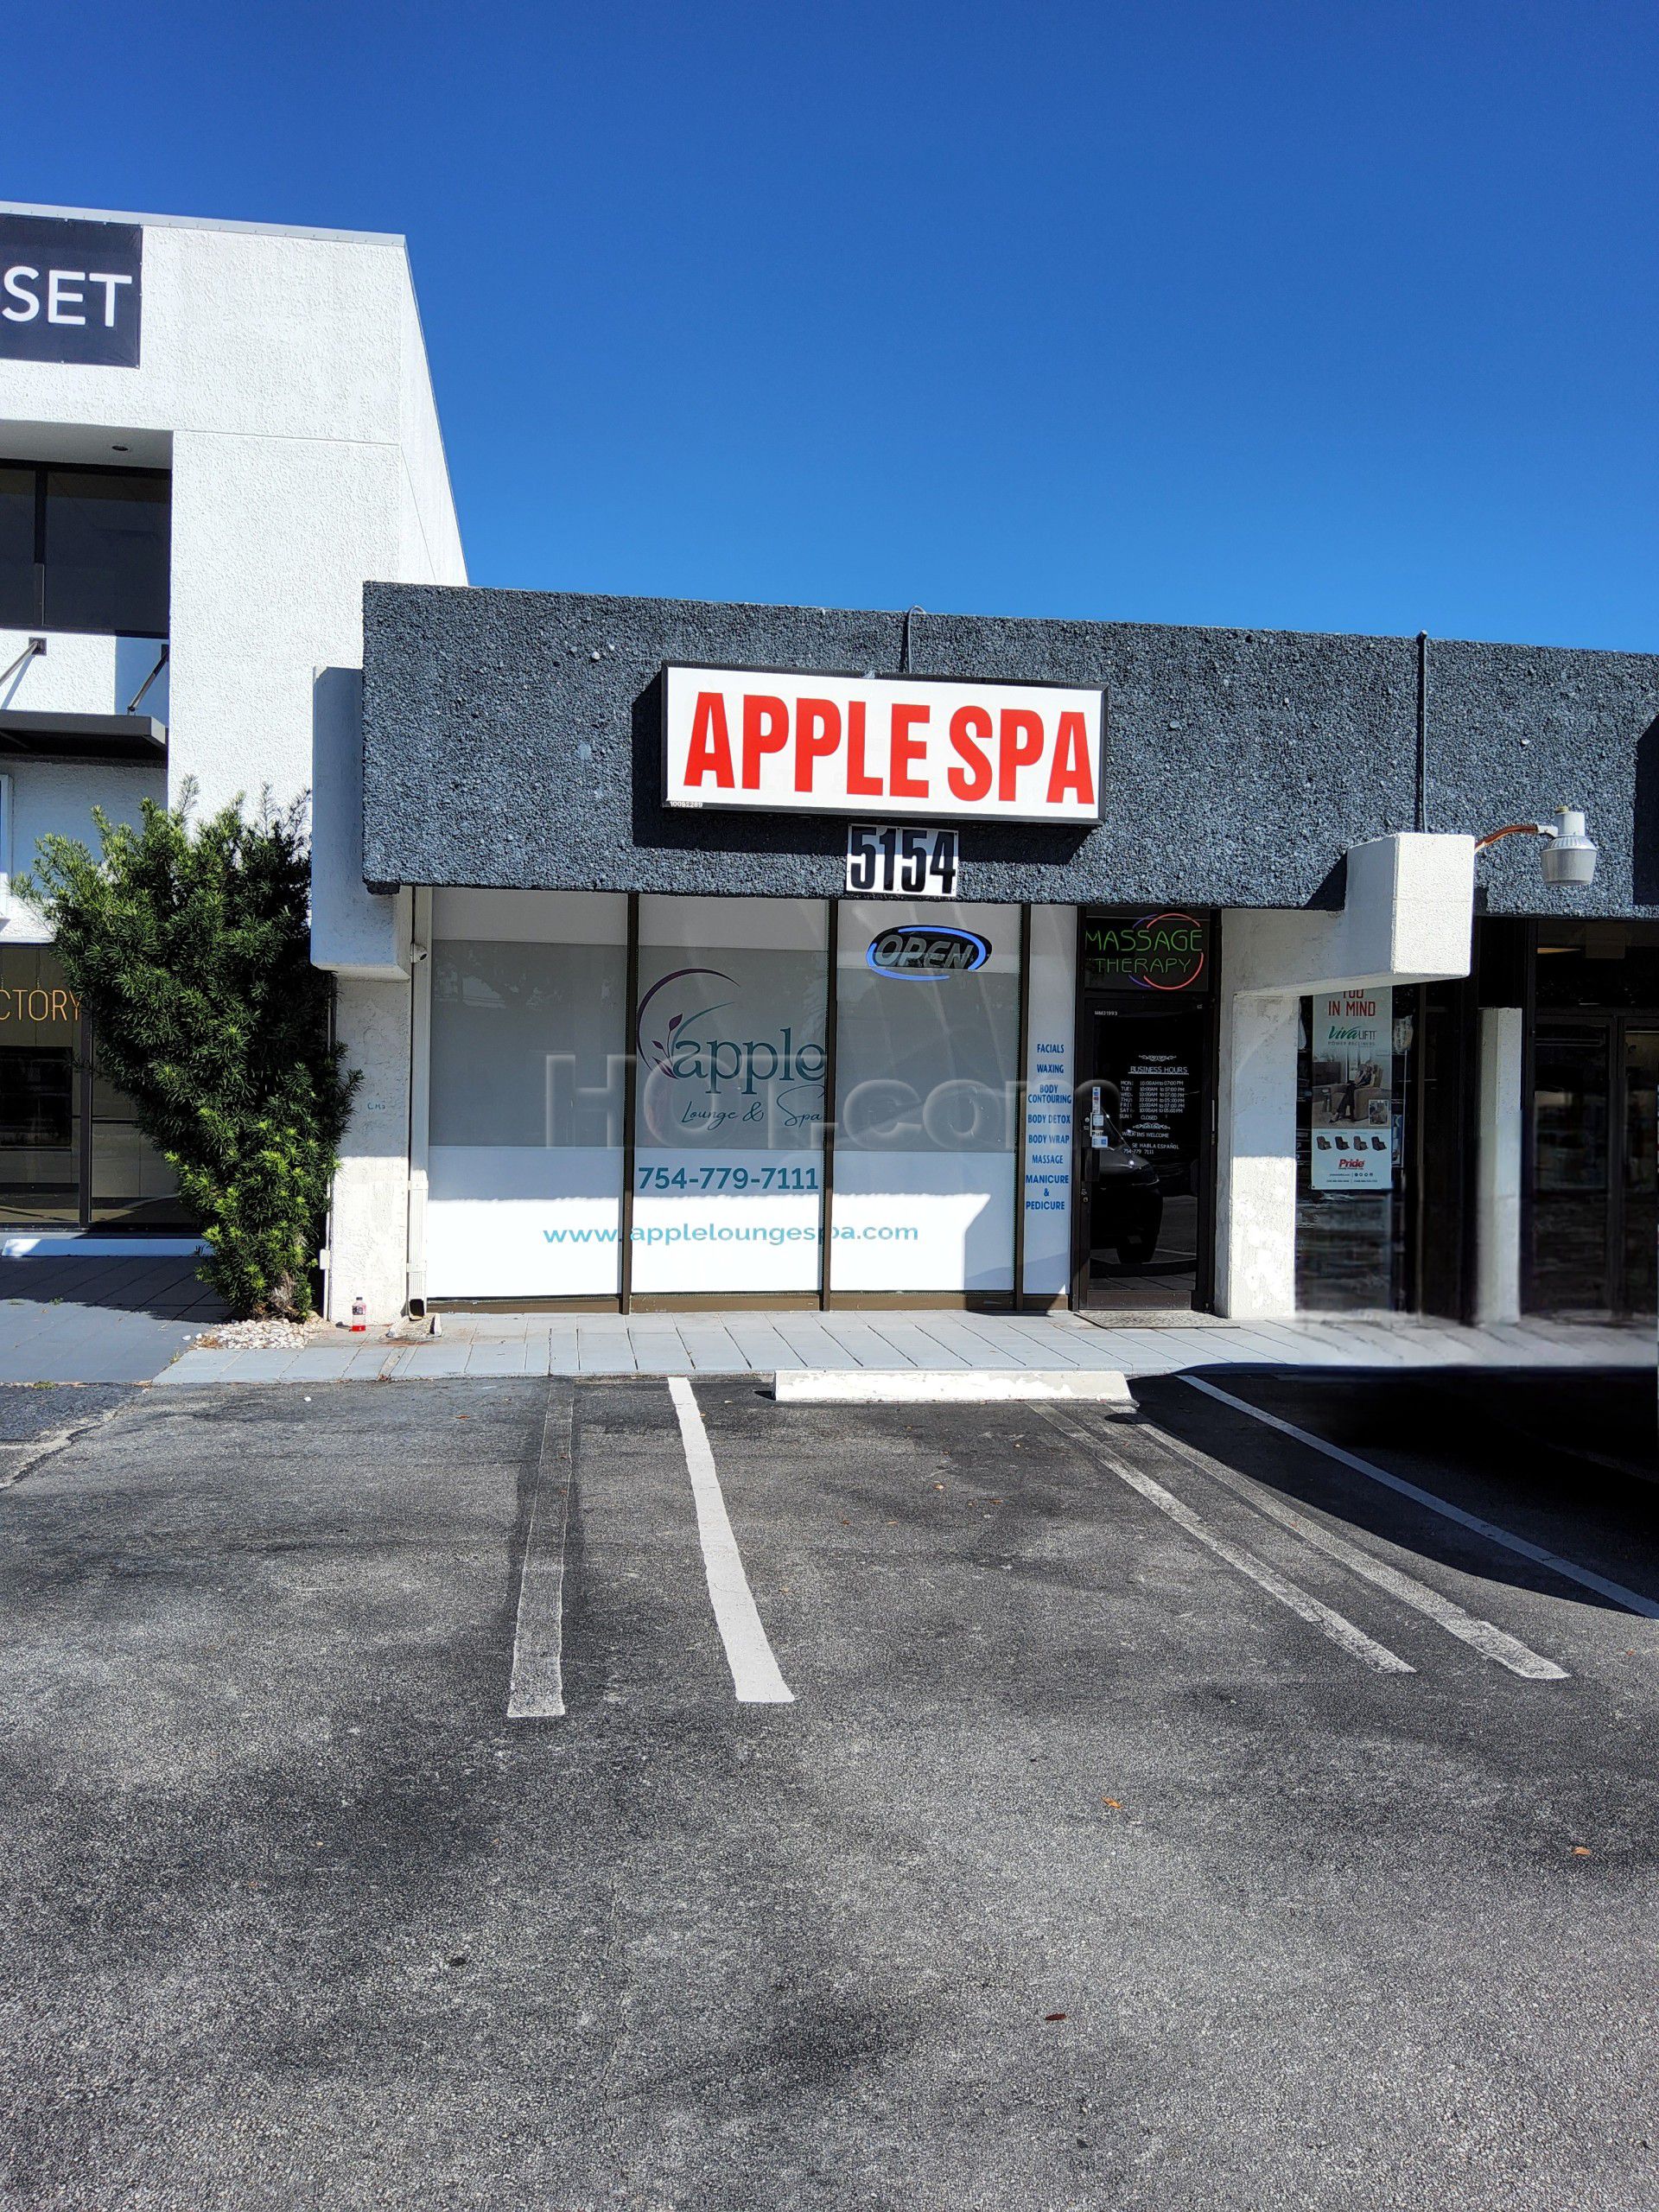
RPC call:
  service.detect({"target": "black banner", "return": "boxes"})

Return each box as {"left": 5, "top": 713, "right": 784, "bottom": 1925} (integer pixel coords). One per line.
{"left": 0, "top": 214, "right": 142, "bottom": 367}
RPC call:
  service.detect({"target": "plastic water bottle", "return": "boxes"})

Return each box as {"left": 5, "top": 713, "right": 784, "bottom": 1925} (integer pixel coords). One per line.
{"left": 351, "top": 1294, "right": 366, "bottom": 1333}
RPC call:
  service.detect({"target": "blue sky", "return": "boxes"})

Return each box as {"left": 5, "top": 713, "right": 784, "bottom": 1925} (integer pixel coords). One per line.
{"left": 10, "top": 1, "right": 1656, "bottom": 647}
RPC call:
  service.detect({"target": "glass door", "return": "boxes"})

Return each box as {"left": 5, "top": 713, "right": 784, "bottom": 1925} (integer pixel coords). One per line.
{"left": 1078, "top": 1002, "right": 1208, "bottom": 1312}
{"left": 1623, "top": 1027, "right": 1659, "bottom": 1314}
{"left": 1529, "top": 1022, "right": 1611, "bottom": 1313}
{"left": 1528, "top": 1014, "right": 1657, "bottom": 1318}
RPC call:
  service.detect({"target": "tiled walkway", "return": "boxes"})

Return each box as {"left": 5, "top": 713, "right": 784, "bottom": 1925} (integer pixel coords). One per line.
{"left": 0, "top": 1245, "right": 1642, "bottom": 1389}
{"left": 156, "top": 1308, "right": 1655, "bottom": 1387}
{"left": 0, "top": 1254, "right": 224, "bottom": 1383}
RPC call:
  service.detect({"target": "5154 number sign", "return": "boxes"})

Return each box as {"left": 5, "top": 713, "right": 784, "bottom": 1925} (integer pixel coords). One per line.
{"left": 845, "top": 822, "right": 960, "bottom": 898}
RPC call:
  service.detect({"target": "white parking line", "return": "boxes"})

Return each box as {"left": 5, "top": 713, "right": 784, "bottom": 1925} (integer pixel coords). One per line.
{"left": 1183, "top": 1376, "right": 1659, "bottom": 1621}
{"left": 1036, "top": 1405, "right": 1414, "bottom": 1675}
{"left": 507, "top": 1389, "right": 574, "bottom": 1719}
{"left": 668, "top": 1377, "right": 795, "bottom": 1705}
{"left": 1141, "top": 1421, "right": 1568, "bottom": 1681}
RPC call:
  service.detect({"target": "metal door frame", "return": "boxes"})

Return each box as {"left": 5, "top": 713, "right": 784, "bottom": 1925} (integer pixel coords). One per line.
{"left": 1069, "top": 908, "right": 1220, "bottom": 1314}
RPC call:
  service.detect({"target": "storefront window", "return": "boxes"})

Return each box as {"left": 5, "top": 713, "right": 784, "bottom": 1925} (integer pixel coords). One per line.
{"left": 0, "top": 946, "right": 187, "bottom": 1229}
{"left": 831, "top": 899, "right": 1019, "bottom": 1293}
{"left": 632, "top": 897, "right": 827, "bottom": 1295}
{"left": 1623, "top": 1028, "right": 1658, "bottom": 1313}
{"left": 1294, "top": 986, "right": 1413, "bottom": 1310}
{"left": 1529, "top": 1025, "right": 1611, "bottom": 1313}
{"left": 427, "top": 891, "right": 628, "bottom": 1297}
{"left": 90, "top": 1034, "right": 189, "bottom": 1226}
{"left": 0, "top": 948, "right": 80, "bottom": 1224}
{"left": 1535, "top": 922, "right": 1659, "bottom": 1011}
{"left": 1526, "top": 1011, "right": 1657, "bottom": 1319}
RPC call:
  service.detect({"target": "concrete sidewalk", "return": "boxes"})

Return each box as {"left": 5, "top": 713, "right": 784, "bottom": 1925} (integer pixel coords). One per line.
{"left": 0, "top": 1252, "right": 224, "bottom": 1384}
{"left": 155, "top": 1308, "right": 1655, "bottom": 1387}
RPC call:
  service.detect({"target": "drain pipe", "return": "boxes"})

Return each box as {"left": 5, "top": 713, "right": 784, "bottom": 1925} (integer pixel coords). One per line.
{"left": 1415, "top": 631, "right": 1429, "bottom": 834}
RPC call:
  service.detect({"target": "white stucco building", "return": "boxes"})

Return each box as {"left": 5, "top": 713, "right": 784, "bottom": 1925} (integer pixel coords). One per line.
{"left": 0, "top": 200, "right": 462, "bottom": 1237}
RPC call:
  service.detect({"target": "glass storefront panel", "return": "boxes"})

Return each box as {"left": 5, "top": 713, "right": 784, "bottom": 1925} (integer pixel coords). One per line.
{"left": 1529, "top": 1024, "right": 1611, "bottom": 1314}
{"left": 1623, "top": 1027, "right": 1658, "bottom": 1315}
{"left": 1294, "top": 986, "right": 1413, "bottom": 1311}
{"left": 831, "top": 899, "right": 1019, "bottom": 1293}
{"left": 1535, "top": 923, "right": 1659, "bottom": 1011}
{"left": 88, "top": 1038, "right": 191, "bottom": 1227}
{"left": 427, "top": 890, "right": 628, "bottom": 1298}
{"left": 0, "top": 948, "right": 190, "bottom": 1230}
{"left": 0, "top": 948, "right": 80, "bottom": 1224}
{"left": 1525, "top": 923, "right": 1659, "bottom": 1319}
{"left": 632, "top": 897, "right": 827, "bottom": 1295}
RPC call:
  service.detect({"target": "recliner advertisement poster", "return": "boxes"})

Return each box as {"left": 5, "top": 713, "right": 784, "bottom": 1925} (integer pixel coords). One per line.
{"left": 1310, "top": 992, "right": 1394, "bottom": 1192}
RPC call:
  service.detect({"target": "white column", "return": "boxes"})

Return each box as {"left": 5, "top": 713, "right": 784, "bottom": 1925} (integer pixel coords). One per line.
{"left": 327, "top": 976, "right": 413, "bottom": 1323}
{"left": 1475, "top": 1005, "right": 1524, "bottom": 1323}
{"left": 312, "top": 663, "right": 416, "bottom": 1323}
{"left": 1020, "top": 905, "right": 1076, "bottom": 1308}
{"left": 406, "top": 889, "right": 433, "bottom": 1313}
{"left": 1213, "top": 988, "right": 1300, "bottom": 1318}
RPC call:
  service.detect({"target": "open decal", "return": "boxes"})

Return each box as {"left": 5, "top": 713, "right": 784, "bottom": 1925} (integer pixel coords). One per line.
{"left": 865, "top": 925, "right": 991, "bottom": 980}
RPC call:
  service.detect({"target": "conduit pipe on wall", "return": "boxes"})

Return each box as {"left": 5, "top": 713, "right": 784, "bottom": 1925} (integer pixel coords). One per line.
{"left": 1416, "top": 630, "right": 1429, "bottom": 836}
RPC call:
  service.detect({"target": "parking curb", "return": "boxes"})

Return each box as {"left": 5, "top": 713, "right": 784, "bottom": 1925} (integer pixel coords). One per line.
{"left": 772, "top": 1368, "right": 1135, "bottom": 1405}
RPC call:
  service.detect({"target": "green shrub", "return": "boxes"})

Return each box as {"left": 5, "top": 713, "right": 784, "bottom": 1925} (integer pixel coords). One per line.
{"left": 22, "top": 786, "right": 357, "bottom": 1320}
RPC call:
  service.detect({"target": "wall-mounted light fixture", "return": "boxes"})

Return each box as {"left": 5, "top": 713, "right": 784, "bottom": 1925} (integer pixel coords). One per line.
{"left": 1475, "top": 805, "right": 1598, "bottom": 888}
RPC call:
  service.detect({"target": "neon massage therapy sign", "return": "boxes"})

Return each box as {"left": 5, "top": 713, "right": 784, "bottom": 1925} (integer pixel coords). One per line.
{"left": 1083, "top": 912, "right": 1209, "bottom": 995}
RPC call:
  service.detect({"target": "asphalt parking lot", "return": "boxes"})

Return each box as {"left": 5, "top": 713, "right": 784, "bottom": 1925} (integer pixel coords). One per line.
{"left": 2, "top": 1369, "right": 1656, "bottom": 2211}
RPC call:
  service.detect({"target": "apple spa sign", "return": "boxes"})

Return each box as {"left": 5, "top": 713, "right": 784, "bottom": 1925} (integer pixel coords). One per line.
{"left": 663, "top": 666, "right": 1104, "bottom": 825}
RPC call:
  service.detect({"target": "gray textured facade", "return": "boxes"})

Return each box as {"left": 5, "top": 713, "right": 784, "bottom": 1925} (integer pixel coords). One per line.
{"left": 360, "top": 584, "right": 1659, "bottom": 915}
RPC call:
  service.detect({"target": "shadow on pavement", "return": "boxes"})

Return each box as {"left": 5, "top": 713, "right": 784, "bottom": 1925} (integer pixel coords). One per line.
{"left": 0, "top": 1254, "right": 224, "bottom": 1384}
{"left": 1130, "top": 1363, "right": 1659, "bottom": 1616}
{"left": 0, "top": 1253, "right": 223, "bottom": 1323}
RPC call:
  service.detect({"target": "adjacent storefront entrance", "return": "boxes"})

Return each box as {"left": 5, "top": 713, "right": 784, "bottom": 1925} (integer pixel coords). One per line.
{"left": 0, "top": 946, "right": 186, "bottom": 1230}
{"left": 1530, "top": 1015, "right": 1658, "bottom": 1318}
{"left": 1525, "top": 922, "right": 1659, "bottom": 1320}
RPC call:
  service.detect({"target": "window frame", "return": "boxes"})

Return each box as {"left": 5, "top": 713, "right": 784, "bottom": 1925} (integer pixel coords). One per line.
{"left": 0, "top": 456, "right": 170, "bottom": 640}
{"left": 0, "top": 771, "right": 12, "bottom": 916}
